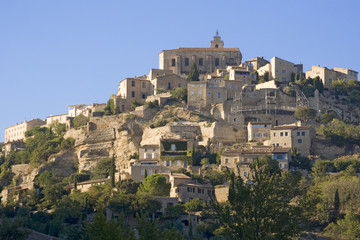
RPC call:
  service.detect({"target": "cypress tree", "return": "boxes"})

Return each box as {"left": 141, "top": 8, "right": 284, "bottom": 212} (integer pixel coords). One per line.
{"left": 187, "top": 63, "right": 200, "bottom": 82}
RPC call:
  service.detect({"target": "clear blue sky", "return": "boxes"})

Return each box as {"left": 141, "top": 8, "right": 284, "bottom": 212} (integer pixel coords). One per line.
{"left": 1, "top": 0, "right": 359, "bottom": 142}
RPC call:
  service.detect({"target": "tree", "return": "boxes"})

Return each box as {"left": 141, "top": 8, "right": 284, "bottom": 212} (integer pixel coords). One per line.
{"left": 116, "top": 179, "right": 141, "bottom": 194}
{"left": 213, "top": 156, "right": 303, "bottom": 240}
{"left": 0, "top": 219, "right": 29, "bottom": 240}
{"left": 137, "top": 174, "right": 171, "bottom": 196}
{"left": 294, "top": 106, "right": 316, "bottom": 122}
{"left": 109, "top": 156, "right": 116, "bottom": 187}
{"left": 104, "top": 95, "right": 116, "bottom": 115}
{"left": 92, "top": 158, "right": 113, "bottom": 179}
{"left": 324, "top": 210, "right": 360, "bottom": 239}
{"left": 187, "top": 63, "right": 199, "bottom": 82}
{"left": 259, "top": 71, "right": 269, "bottom": 83}
{"left": 170, "top": 87, "right": 187, "bottom": 102}
{"left": 185, "top": 198, "right": 205, "bottom": 213}
{"left": 72, "top": 114, "right": 89, "bottom": 128}
{"left": 85, "top": 212, "right": 135, "bottom": 240}
{"left": 136, "top": 212, "right": 161, "bottom": 240}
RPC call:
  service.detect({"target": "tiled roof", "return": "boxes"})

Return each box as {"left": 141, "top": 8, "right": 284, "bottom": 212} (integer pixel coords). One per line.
{"left": 271, "top": 125, "right": 310, "bottom": 130}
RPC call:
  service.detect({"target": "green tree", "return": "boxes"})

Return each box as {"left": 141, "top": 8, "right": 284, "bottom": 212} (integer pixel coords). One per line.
{"left": 294, "top": 106, "right": 316, "bottom": 122}
{"left": 137, "top": 174, "right": 171, "bottom": 196}
{"left": 72, "top": 114, "right": 89, "bottom": 128}
{"left": 104, "top": 95, "right": 116, "bottom": 115}
{"left": 170, "top": 87, "right": 187, "bottom": 102}
{"left": 85, "top": 212, "right": 135, "bottom": 240}
{"left": 324, "top": 210, "right": 360, "bottom": 239}
{"left": 187, "top": 63, "right": 199, "bottom": 82}
{"left": 116, "top": 179, "right": 141, "bottom": 194}
{"left": 92, "top": 158, "right": 113, "bottom": 179}
{"left": 259, "top": 71, "right": 269, "bottom": 83}
{"left": 213, "top": 156, "right": 303, "bottom": 240}
{"left": 109, "top": 156, "right": 116, "bottom": 187}
{"left": 136, "top": 213, "right": 161, "bottom": 240}
{"left": 185, "top": 198, "right": 205, "bottom": 212}
{"left": 0, "top": 219, "right": 29, "bottom": 240}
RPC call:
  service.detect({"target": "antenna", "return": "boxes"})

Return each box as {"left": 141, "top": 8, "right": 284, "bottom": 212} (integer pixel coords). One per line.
{"left": 216, "top": 30, "right": 219, "bottom": 36}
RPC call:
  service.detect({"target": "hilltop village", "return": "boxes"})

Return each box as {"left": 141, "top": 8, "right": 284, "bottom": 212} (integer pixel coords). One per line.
{"left": 1, "top": 34, "right": 360, "bottom": 239}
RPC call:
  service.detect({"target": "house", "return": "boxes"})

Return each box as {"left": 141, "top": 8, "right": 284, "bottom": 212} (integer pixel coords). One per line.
{"left": 247, "top": 121, "right": 272, "bottom": 142}
{"left": 68, "top": 103, "right": 106, "bottom": 118}
{"left": 220, "top": 145, "right": 291, "bottom": 179}
{"left": 175, "top": 182, "right": 215, "bottom": 203}
{"left": 161, "top": 172, "right": 214, "bottom": 203}
{"left": 46, "top": 113, "right": 70, "bottom": 126}
{"left": 305, "top": 65, "right": 358, "bottom": 89}
{"left": 270, "top": 56, "right": 303, "bottom": 82}
{"left": 245, "top": 56, "right": 270, "bottom": 70}
{"left": 160, "top": 138, "right": 193, "bottom": 170}
{"left": 4, "top": 118, "right": 45, "bottom": 143}
{"left": 268, "top": 124, "right": 314, "bottom": 156}
{"left": 159, "top": 33, "right": 242, "bottom": 77}
{"left": 227, "top": 63, "right": 257, "bottom": 85}
{"left": 68, "top": 178, "right": 108, "bottom": 193}
{"left": 3, "top": 140, "right": 25, "bottom": 156}
{"left": 147, "top": 69, "right": 187, "bottom": 95}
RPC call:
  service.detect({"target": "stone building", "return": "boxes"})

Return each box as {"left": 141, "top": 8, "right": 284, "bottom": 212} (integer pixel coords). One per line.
{"left": 159, "top": 33, "right": 242, "bottom": 77}
{"left": 305, "top": 65, "right": 358, "bottom": 89}
{"left": 268, "top": 125, "right": 314, "bottom": 156}
{"left": 68, "top": 103, "right": 106, "bottom": 118}
{"left": 4, "top": 118, "right": 45, "bottom": 143}
{"left": 147, "top": 69, "right": 187, "bottom": 95}
{"left": 46, "top": 113, "right": 70, "bottom": 125}
{"left": 270, "top": 56, "right": 303, "bottom": 82}
{"left": 247, "top": 121, "right": 272, "bottom": 142}
{"left": 245, "top": 56, "right": 270, "bottom": 70}
{"left": 220, "top": 146, "right": 291, "bottom": 179}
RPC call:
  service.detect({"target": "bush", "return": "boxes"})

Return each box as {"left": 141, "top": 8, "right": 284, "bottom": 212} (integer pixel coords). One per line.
{"left": 294, "top": 106, "right": 316, "bottom": 122}
{"left": 144, "top": 100, "right": 159, "bottom": 109}
{"left": 72, "top": 115, "right": 89, "bottom": 128}
{"left": 170, "top": 87, "right": 187, "bottom": 102}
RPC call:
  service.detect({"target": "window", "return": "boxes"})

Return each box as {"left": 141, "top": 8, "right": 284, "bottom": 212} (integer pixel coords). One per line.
{"left": 217, "top": 92, "right": 221, "bottom": 99}
{"left": 191, "top": 91, "right": 194, "bottom": 95}
{"left": 166, "top": 161, "right": 171, "bottom": 167}
{"left": 280, "top": 132, "right": 283, "bottom": 136}
{"left": 215, "top": 58, "right": 219, "bottom": 66}
{"left": 235, "top": 85, "right": 238, "bottom": 89}
{"left": 298, "top": 139, "right": 302, "bottom": 143}
{"left": 225, "top": 158, "right": 229, "bottom": 164}
{"left": 198, "top": 189, "right": 202, "bottom": 194}
{"left": 208, "top": 92, "right": 211, "bottom": 95}
{"left": 302, "top": 131, "right": 305, "bottom": 136}
{"left": 255, "top": 133, "right": 261, "bottom": 137}
{"left": 228, "top": 84, "right": 231, "bottom": 89}
{"left": 171, "top": 144, "right": 176, "bottom": 151}
{"left": 168, "top": 82, "right": 171, "bottom": 89}
{"left": 142, "top": 93, "right": 146, "bottom": 99}
{"left": 276, "top": 143, "right": 279, "bottom": 146}
{"left": 178, "top": 83, "right": 181, "bottom": 87}
{"left": 234, "top": 158, "right": 238, "bottom": 163}
{"left": 122, "top": 105, "right": 125, "bottom": 112}
{"left": 263, "top": 133, "right": 268, "bottom": 137}
{"left": 171, "top": 58, "right": 176, "bottom": 66}
{"left": 244, "top": 158, "right": 248, "bottom": 163}
{"left": 282, "top": 70, "right": 286, "bottom": 74}
{"left": 244, "top": 172, "right": 247, "bottom": 177}
{"left": 148, "top": 169, "right": 153, "bottom": 175}
{"left": 131, "top": 91, "right": 135, "bottom": 98}
{"left": 285, "top": 132, "right": 288, "bottom": 136}
{"left": 142, "top": 82, "right": 146, "bottom": 88}
{"left": 297, "top": 132, "right": 300, "bottom": 136}
{"left": 199, "top": 58, "right": 203, "bottom": 66}
{"left": 131, "top": 80, "right": 135, "bottom": 87}
{"left": 141, "top": 169, "right": 145, "bottom": 176}
{"left": 185, "top": 58, "right": 189, "bottom": 66}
